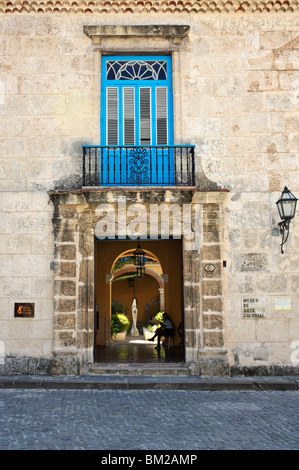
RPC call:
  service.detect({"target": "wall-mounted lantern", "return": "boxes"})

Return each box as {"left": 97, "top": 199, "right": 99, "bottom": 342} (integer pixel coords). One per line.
{"left": 276, "top": 186, "right": 298, "bottom": 254}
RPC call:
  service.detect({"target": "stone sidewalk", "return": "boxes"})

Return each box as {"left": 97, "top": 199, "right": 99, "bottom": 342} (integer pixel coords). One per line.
{"left": 0, "top": 374, "right": 299, "bottom": 390}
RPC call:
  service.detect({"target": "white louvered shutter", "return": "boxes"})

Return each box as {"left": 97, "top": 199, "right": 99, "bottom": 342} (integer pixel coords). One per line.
{"left": 107, "top": 87, "right": 119, "bottom": 145}
{"left": 156, "top": 87, "right": 168, "bottom": 145}
{"left": 123, "top": 87, "right": 135, "bottom": 145}
{"left": 140, "top": 87, "right": 151, "bottom": 145}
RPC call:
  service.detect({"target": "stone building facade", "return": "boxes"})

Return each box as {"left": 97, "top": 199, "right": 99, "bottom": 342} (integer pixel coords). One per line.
{"left": 0, "top": 1, "right": 299, "bottom": 376}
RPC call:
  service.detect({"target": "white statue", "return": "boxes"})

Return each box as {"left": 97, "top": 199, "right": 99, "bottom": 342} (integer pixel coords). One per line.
{"left": 130, "top": 298, "right": 139, "bottom": 336}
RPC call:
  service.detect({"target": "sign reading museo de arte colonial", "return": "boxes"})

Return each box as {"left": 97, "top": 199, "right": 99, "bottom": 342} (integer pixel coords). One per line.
{"left": 242, "top": 297, "right": 266, "bottom": 319}
{"left": 14, "top": 303, "right": 35, "bottom": 318}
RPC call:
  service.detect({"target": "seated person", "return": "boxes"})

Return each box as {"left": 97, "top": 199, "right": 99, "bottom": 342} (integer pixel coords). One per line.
{"left": 148, "top": 312, "right": 174, "bottom": 350}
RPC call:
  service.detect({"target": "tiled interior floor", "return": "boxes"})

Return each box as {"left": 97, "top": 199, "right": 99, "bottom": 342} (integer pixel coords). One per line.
{"left": 95, "top": 336, "right": 184, "bottom": 364}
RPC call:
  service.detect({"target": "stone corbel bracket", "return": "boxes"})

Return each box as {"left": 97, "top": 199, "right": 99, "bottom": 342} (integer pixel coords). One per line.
{"left": 84, "top": 25, "right": 190, "bottom": 48}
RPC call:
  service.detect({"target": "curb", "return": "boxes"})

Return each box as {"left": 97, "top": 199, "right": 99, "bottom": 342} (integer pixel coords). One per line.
{"left": 0, "top": 375, "right": 299, "bottom": 391}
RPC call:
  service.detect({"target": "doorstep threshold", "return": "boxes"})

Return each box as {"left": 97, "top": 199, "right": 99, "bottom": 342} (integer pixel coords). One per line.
{"left": 90, "top": 363, "right": 189, "bottom": 376}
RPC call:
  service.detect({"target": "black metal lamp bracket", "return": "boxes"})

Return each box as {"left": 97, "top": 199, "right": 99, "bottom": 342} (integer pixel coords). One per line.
{"left": 278, "top": 219, "right": 290, "bottom": 254}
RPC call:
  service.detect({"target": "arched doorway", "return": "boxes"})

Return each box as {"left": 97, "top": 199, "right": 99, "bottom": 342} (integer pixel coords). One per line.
{"left": 111, "top": 248, "right": 164, "bottom": 330}
{"left": 94, "top": 239, "right": 184, "bottom": 364}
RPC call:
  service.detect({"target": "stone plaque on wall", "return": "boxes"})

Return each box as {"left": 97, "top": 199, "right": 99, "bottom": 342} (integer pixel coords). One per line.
{"left": 275, "top": 299, "right": 291, "bottom": 310}
{"left": 242, "top": 297, "right": 265, "bottom": 319}
{"left": 14, "top": 303, "right": 35, "bottom": 318}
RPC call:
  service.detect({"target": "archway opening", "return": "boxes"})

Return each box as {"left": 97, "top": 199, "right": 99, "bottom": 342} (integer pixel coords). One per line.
{"left": 112, "top": 248, "right": 163, "bottom": 332}
{"left": 94, "top": 239, "right": 184, "bottom": 364}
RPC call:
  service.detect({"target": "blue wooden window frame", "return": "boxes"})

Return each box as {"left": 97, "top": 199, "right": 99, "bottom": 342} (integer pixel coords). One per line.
{"left": 100, "top": 55, "right": 174, "bottom": 147}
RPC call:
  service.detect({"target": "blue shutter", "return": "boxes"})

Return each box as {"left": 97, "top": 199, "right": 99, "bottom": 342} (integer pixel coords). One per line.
{"left": 123, "top": 87, "right": 135, "bottom": 145}
{"left": 107, "top": 87, "right": 118, "bottom": 145}
{"left": 156, "top": 87, "right": 168, "bottom": 145}
{"left": 140, "top": 87, "right": 151, "bottom": 145}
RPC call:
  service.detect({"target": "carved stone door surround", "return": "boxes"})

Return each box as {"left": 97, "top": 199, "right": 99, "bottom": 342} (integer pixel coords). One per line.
{"left": 49, "top": 189, "right": 228, "bottom": 376}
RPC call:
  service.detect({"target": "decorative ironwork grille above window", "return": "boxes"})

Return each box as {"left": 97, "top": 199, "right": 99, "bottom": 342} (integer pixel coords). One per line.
{"left": 106, "top": 60, "right": 167, "bottom": 81}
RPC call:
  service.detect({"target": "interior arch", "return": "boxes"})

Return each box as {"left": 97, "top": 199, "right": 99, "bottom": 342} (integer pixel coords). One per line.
{"left": 110, "top": 247, "right": 163, "bottom": 275}
{"left": 94, "top": 239, "right": 184, "bottom": 364}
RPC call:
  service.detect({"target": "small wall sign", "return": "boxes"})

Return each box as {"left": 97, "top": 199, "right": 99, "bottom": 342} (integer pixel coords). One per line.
{"left": 14, "top": 303, "right": 35, "bottom": 318}
{"left": 242, "top": 297, "right": 266, "bottom": 319}
{"left": 204, "top": 264, "right": 215, "bottom": 273}
{"left": 275, "top": 298, "right": 291, "bottom": 310}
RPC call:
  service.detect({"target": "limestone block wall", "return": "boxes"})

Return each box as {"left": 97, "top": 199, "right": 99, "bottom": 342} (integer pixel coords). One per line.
{"left": 194, "top": 15, "right": 299, "bottom": 372}
{"left": 0, "top": 8, "right": 298, "bottom": 373}
{"left": 0, "top": 191, "right": 54, "bottom": 372}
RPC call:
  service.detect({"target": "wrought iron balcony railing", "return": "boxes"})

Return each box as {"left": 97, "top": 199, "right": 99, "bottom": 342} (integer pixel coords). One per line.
{"left": 82, "top": 145, "right": 195, "bottom": 187}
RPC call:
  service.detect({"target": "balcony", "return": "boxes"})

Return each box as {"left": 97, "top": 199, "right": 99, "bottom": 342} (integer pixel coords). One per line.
{"left": 82, "top": 145, "right": 196, "bottom": 187}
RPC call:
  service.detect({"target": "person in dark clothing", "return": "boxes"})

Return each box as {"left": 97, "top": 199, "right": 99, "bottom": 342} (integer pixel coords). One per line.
{"left": 147, "top": 312, "right": 174, "bottom": 350}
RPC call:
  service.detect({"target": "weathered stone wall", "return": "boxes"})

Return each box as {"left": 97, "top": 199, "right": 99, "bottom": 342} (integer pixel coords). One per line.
{"left": 0, "top": 9, "right": 298, "bottom": 374}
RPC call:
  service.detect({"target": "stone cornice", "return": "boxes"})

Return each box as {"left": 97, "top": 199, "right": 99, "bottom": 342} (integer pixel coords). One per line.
{"left": 0, "top": 0, "right": 298, "bottom": 14}
{"left": 84, "top": 25, "right": 190, "bottom": 44}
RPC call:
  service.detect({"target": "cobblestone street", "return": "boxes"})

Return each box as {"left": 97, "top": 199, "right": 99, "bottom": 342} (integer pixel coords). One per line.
{"left": 0, "top": 388, "right": 298, "bottom": 451}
